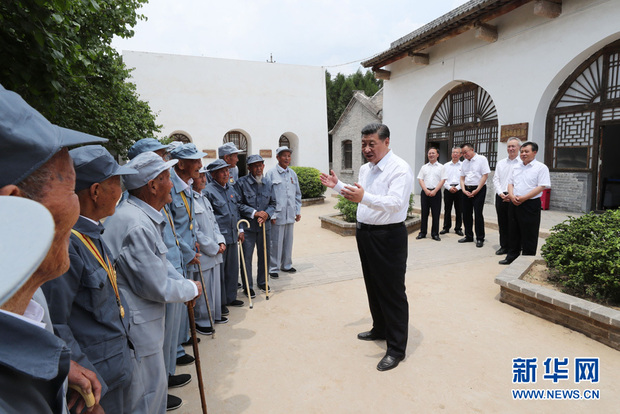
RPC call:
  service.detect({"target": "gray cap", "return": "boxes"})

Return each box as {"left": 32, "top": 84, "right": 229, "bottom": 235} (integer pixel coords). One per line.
{"left": 198, "top": 165, "right": 209, "bottom": 174}
{"left": 170, "top": 143, "right": 207, "bottom": 160}
{"left": 247, "top": 154, "right": 264, "bottom": 165}
{"left": 207, "top": 159, "right": 230, "bottom": 172}
{"left": 127, "top": 138, "right": 168, "bottom": 160}
{"left": 70, "top": 145, "right": 138, "bottom": 191}
{"left": 276, "top": 146, "right": 292, "bottom": 156}
{"left": 0, "top": 196, "right": 55, "bottom": 306}
{"left": 0, "top": 84, "right": 108, "bottom": 187}
{"left": 123, "top": 151, "right": 178, "bottom": 190}
{"left": 218, "top": 142, "right": 242, "bottom": 157}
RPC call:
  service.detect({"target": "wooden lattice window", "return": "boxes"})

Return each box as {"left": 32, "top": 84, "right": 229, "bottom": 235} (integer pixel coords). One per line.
{"left": 546, "top": 39, "right": 620, "bottom": 171}
{"left": 342, "top": 140, "right": 352, "bottom": 170}
{"left": 279, "top": 135, "right": 290, "bottom": 149}
{"left": 426, "top": 82, "right": 498, "bottom": 168}
{"left": 170, "top": 133, "right": 191, "bottom": 143}
{"left": 223, "top": 131, "right": 248, "bottom": 153}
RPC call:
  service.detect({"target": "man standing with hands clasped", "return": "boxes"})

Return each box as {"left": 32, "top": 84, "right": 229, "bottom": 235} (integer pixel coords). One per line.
{"left": 320, "top": 123, "right": 413, "bottom": 372}
{"left": 416, "top": 147, "right": 446, "bottom": 241}
{"left": 459, "top": 143, "right": 490, "bottom": 248}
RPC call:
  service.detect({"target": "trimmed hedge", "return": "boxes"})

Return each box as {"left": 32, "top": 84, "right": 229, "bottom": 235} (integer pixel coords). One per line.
{"left": 541, "top": 209, "right": 620, "bottom": 303}
{"left": 290, "top": 166, "right": 326, "bottom": 199}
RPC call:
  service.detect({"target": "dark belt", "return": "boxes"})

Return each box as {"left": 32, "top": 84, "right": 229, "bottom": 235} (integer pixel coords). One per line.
{"left": 356, "top": 222, "right": 404, "bottom": 231}
{"left": 465, "top": 185, "right": 480, "bottom": 191}
{"left": 425, "top": 188, "right": 435, "bottom": 191}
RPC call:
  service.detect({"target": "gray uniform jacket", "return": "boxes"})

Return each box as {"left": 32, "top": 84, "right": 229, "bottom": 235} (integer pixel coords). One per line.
{"left": 265, "top": 165, "right": 301, "bottom": 225}
{"left": 0, "top": 312, "right": 71, "bottom": 414}
{"left": 168, "top": 169, "right": 198, "bottom": 272}
{"left": 103, "top": 195, "right": 197, "bottom": 358}
{"left": 204, "top": 181, "right": 242, "bottom": 245}
{"left": 193, "top": 191, "right": 225, "bottom": 269}
{"left": 41, "top": 216, "right": 132, "bottom": 397}
{"left": 162, "top": 204, "right": 184, "bottom": 273}
{"left": 235, "top": 174, "right": 276, "bottom": 232}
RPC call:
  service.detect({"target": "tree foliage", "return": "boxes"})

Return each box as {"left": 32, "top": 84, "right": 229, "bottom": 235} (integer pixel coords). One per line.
{"left": 325, "top": 69, "right": 383, "bottom": 131}
{"left": 0, "top": 0, "right": 160, "bottom": 157}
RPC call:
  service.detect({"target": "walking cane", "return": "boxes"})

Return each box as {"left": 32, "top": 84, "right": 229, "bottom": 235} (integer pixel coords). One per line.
{"left": 196, "top": 255, "right": 216, "bottom": 339}
{"left": 237, "top": 219, "right": 253, "bottom": 309}
{"left": 261, "top": 222, "right": 270, "bottom": 300}
{"left": 187, "top": 303, "right": 208, "bottom": 414}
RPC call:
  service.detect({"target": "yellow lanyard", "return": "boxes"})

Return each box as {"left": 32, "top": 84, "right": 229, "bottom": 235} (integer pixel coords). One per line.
{"left": 71, "top": 229, "right": 125, "bottom": 318}
{"left": 180, "top": 191, "right": 193, "bottom": 230}
{"left": 163, "top": 207, "right": 180, "bottom": 247}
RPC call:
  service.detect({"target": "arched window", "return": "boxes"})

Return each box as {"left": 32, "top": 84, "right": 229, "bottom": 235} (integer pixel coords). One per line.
{"left": 427, "top": 82, "right": 498, "bottom": 168}
{"left": 342, "top": 140, "right": 352, "bottom": 170}
{"left": 223, "top": 131, "right": 248, "bottom": 152}
{"left": 279, "top": 135, "right": 290, "bottom": 148}
{"left": 170, "top": 133, "right": 191, "bottom": 143}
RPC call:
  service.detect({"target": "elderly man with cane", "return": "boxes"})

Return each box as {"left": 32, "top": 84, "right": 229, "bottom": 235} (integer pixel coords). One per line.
{"left": 321, "top": 123, "right": 414, "bottom": 372}
{"left": 0, "top": 84, "right": 107, "bottom": 413}
{"left": 41, "top": 145, "right": 143, "bottom": 413}
{"left": 103, "top": 152, "right": 202, "bottom": 414}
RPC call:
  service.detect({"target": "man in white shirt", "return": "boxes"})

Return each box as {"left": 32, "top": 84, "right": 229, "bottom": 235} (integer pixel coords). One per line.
{"left": 440, "top": 147, "right": 464, "bottom": 236}
{"left": 492, "top": 137, "right": 522, "bottom": 256}
{"left": 459, "top": 143, "right": 491, "bottom": 248}
{"left": 320, "top": 123, "right": 414, "bottom": 372}
{"left": 417, "top": 147, "right": 446, "bottom": 241}
{"left": 500, "top": 142, "right": 551, "bottom": 265}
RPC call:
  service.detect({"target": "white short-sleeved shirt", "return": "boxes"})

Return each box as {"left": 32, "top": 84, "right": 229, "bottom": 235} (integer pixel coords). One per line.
{"left": 508, "top": 159, "right": 551, "bottom": 198}
{"left": 461, "top": 153, "right": 491, "bottom": 186}
{"left": 417, "top": 161, "right": 445, "bottom": 189}
{"left": 442, "top": 161, "right": 462, "bottom": 190}
{"left": 493, "top": 157, "right": 521, "bottom": 194}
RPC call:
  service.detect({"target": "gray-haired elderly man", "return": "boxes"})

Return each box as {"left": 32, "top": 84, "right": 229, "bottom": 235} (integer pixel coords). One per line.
{"left": 218, "top": 142, "right": 243, "bottom": 185}
{"left": 103, "top": 152, "right": 202, "bottom": 414}
{"left": 41, "top": 145, "right": 141, "bottom": 413}
{"left": 0, "top": 84, "right": 107, "bottom": 413}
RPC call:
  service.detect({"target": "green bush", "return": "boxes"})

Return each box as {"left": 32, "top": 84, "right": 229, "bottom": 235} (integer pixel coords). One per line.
{"left": 334, "top": 193, "right": 415, "bottom": 223}
{"left": 290, "top": 166, "right": 326, "bottom": 199}
{"left": 541, "top": 209, "right": 620, "bottom": 303}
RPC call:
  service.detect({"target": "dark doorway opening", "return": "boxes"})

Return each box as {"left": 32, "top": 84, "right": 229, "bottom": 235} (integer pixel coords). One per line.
{"left": 599, "top": 124, "right": 620, "bottom": 209}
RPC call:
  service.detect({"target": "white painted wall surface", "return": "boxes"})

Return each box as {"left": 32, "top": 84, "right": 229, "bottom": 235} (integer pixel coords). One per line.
{"left": 379, "top": 0, "right": 620, "bottom": 191}
{"left": 122, "top": 51, "right": 328, "bottom": 172}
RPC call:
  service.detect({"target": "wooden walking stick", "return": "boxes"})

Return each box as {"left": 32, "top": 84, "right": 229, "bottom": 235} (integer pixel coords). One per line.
{"left": 196, "top": 257, "right": 216, "bottom": 339}
{"left": 237, "top": 219, "right": 253, "bottom": 309}
{"left": 262, "top": 222, "right": 270, "bottom": 300}
{"left": 187, "top": 303, "right": 208, "bottom": 414}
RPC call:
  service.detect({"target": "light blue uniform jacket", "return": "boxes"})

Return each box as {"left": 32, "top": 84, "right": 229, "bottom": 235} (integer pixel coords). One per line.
{"left": 265, "top": 165, "right": 301, "bottom": 225}
{"left": 235, "top": 174, "right": 276, "bottom": 232}
{"left": 193, "top": 191, "right": 225, "bottom": 269}
{"left": 168, "top": 169, "right": 198, "bottom": 272}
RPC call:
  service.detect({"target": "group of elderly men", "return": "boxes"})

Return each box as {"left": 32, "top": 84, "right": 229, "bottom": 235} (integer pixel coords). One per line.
{"left": 416, "top": 140, "right": 551, "bottom": 263}
{"left": 0, "top": 83, "right": 302, "bottom": 414}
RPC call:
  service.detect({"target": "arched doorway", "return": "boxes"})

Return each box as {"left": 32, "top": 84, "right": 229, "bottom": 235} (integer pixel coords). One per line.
{"left": 426, "top": 82, "right": 498, "bottom": 167}
{"left": 223, "top": 130, "right": 248, "bottom": 177}
{"left": 546, "top": 39, "right": 620, "bottom": 210}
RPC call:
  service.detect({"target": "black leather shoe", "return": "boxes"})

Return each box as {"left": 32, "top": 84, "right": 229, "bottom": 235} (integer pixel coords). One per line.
{"left": 439, "top": 229, "right": 448, "bottom": 235}
{"left": 176, "top": 354, "right": 194, "bottom": 366}
{"left": 495, "top": 248, "right": 507, "bottom": 255}
{"left": 229, "top": 299, "right": 244, "bottom": 307}
{"left": 196, "top": 325, "right": 214, "bottom": 335}
{"left": 476, "top": 240, "right": 484, "bottom": 248}
{"left": 357, "top": 331, "right": 385, "bottom": 341}
{"left": 167, "top": 394, "right": 182, "bottom": 411}
{"left": 269, "top": 272, "right": 279, "bottom": 279}
{"left": 455, "top": 229, "right": 464, "bottom": 236}
{"left": 499, "top": 258, "right": 514, "bottom": 265}
{"left": 280, "top": 267, "right": 296, "bottom": 273}
{"left": 377, "top": 354, "right": 403, "bottom": 372}
{"left": 458, "top": 237, "right": 473, "bottom": 243}
{"left": 432, "top": 235, "right": 441, "bottom": 241}
{"left": 416, "top": 233, "right": 426, "bottom": 240}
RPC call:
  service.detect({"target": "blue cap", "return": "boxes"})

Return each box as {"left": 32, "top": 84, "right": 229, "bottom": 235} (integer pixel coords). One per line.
{"left": 0, "top": 196, "right": 55, "bottom": 306}
{"left": 218, "top": 142, "right": 242, "bottom": 157}
{"left": 207, "top": 159, "right": 230, "bottom": 172}
{"left": 276, "top": 146, "right": 292, "bottom": 155}
{"left": 0, "top": 84, "right": 108, "bottom": 187}
{"left": 70, "top": 145, "right": 138, "bottom": 191}
{"left": 123, "top": 152, "right": 178, "bottom": 190}
{"left": 170, "top": 143, "right": 207, "bottom": 160}
{"left": 127, "top": 138, "right": 168, "bottom": 160}
{"left": 247, "top": 154, "right": 264, "bottom": 165}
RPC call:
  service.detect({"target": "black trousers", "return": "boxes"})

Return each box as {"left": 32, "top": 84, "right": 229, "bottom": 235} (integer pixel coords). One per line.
{"left": 420, "top": 189, "right": 442, "bottom": 237}
{"left": 462, "top": 185, "right": 486, "bottom": 241}
{"left": 506, "top": 198, "right": 542, "bottom": 261}
{"left": 443, "top": 188, "right": 462, "bottom": 231}
{"left": 356, "top": 223, "right": 409, "bottom": 359}
{"left": 495, "top": 194, "right": 511, "bottom": 249}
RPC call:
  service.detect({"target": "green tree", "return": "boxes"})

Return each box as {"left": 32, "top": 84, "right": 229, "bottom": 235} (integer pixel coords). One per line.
{"left": 0, "top": 0, "right": 160, "bottom": 157}
{"left": 325, "top": 69, "right": 382, "bottom": 131}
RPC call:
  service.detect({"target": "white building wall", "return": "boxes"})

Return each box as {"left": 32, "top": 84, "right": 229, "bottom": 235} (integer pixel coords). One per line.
{"left": 381, "top": 0, "right": 620, "bottom": 204}
{"left": 122, "top": 51, "right": 328, "bottom": 172}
